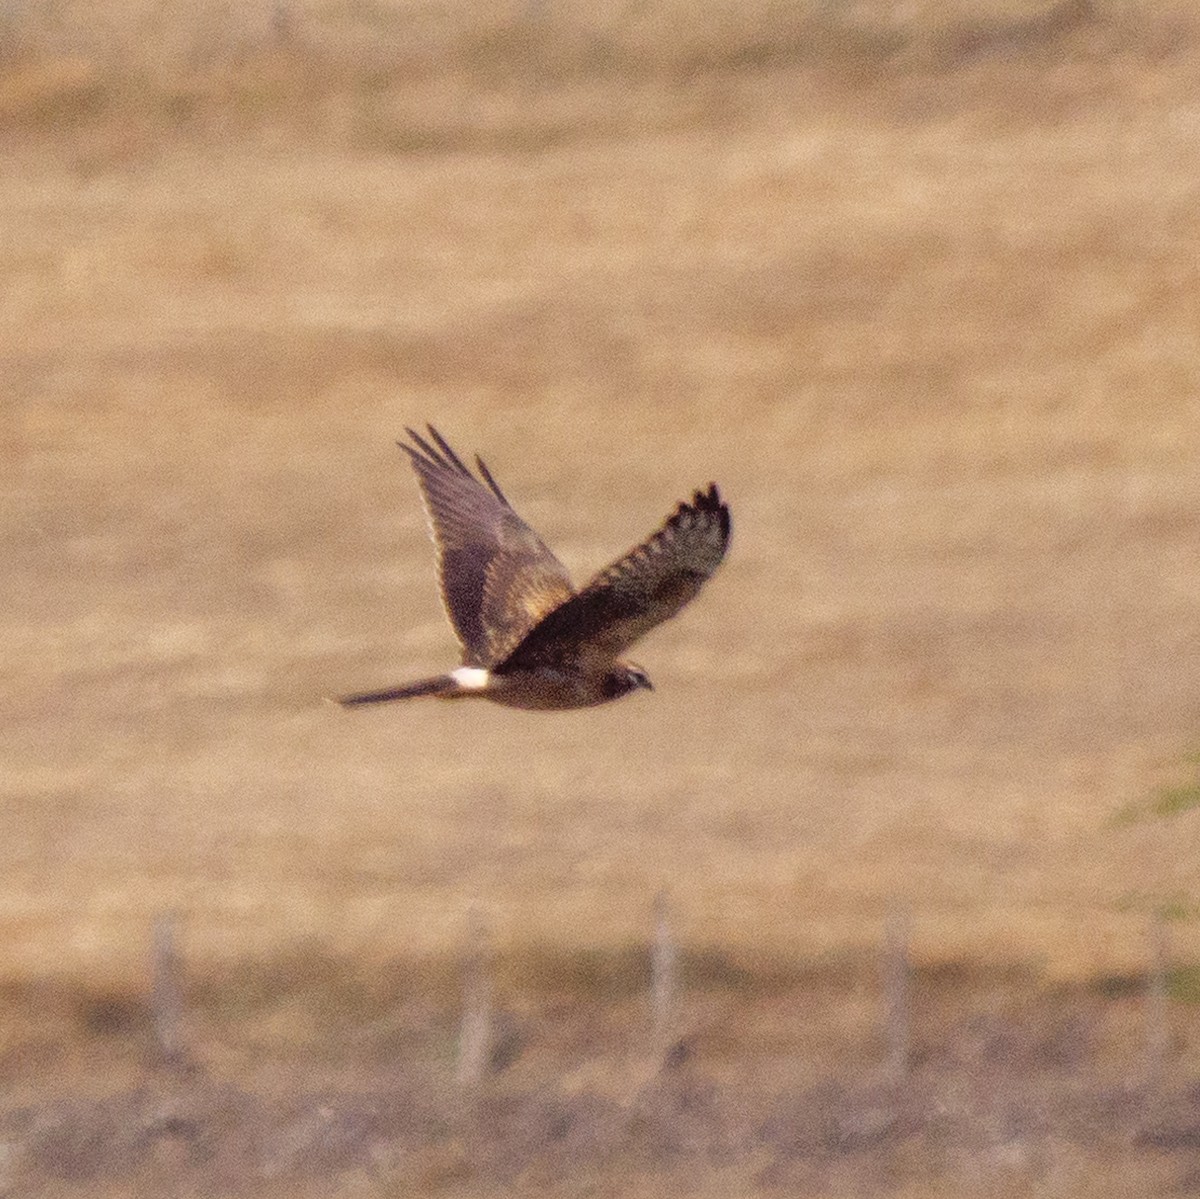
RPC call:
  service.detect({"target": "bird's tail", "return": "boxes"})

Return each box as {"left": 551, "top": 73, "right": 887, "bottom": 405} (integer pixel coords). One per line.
{"left": 337, "top": 675, "right": 463, "bottom": 707}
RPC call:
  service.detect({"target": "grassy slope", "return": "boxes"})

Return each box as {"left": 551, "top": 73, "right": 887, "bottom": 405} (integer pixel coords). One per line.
{"left": 4, "top": 0, "right": 1200, "bottom": 1191}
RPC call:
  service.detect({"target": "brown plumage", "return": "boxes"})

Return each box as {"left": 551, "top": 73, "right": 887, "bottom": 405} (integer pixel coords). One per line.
{"left": 338, "top": 426, "right": 731, "bottom": 711}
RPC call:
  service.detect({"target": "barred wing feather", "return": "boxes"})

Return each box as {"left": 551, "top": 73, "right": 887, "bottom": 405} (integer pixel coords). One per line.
{"left": 401, "top": 426, "right": 575, "bottom": 667}
{"left": 497, "top": 484, "right": 730, "bottom": 671}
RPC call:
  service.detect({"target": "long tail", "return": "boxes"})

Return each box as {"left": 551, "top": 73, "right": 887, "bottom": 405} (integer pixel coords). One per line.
{"left": 338, "top": 675, "right": 461, "bottom": 706}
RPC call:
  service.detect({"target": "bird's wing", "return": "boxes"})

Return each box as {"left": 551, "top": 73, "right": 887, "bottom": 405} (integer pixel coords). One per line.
{"left": 497, "top": 484, "right": 730, "bottom": 672}
{"left": 401, "top": 426, "right": 575, "bottom": 667}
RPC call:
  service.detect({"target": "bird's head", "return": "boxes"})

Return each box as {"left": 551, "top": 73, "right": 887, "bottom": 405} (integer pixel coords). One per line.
{"left": 604, "top": 662, "right": 654, "bottom": 700}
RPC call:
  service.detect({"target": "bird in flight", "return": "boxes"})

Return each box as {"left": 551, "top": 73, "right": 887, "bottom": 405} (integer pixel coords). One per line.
{"left": 338, "top": 426, "right": 731, "bottom": 711}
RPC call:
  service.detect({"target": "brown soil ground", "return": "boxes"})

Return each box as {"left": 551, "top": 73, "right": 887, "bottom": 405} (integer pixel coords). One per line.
{"left": 5, "top": 0, "right": 1200, "bottom": 1193}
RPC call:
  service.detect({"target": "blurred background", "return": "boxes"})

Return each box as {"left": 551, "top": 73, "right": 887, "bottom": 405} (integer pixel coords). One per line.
{"left": 5, "top": 0, "right": 1200, "bottom": 1193}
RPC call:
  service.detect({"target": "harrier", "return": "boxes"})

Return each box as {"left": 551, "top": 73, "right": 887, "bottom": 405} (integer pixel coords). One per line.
{"left": 338, "top": 426, "right": 731, "bottom": 711}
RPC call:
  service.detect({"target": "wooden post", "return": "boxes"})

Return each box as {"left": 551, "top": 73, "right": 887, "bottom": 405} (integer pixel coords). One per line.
{"left": 883, "top": 907, "right": 911, "bottom": 1084}
{"left": 150, "top": 911, "right": 185, "bottom": 1065}
{"left": 456, "top": 909, "right": 493, "bottom": 1088}
{"left": 270, "top": 0, "right": 292, "bottom": 41}
{"left": 1145, "top": 911, "right": 1170, "bottom": 1088}
{"left": 651, "top": 889, "right": 678, "bottom": 1053}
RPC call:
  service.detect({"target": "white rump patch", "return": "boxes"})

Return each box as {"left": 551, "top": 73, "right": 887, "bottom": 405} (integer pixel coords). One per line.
{"left": 451, "top": 667, "right": 491, "bottom": 691}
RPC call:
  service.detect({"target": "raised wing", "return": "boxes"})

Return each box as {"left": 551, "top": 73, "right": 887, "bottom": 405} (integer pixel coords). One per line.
{"left": 497, "top": 484, "right": 730, "bottom": 673}
{"left": 401, "top": 426, "right": 575, "bottom": 667}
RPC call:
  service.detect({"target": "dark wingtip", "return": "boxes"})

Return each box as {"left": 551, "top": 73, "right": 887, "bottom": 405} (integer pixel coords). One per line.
{"left": 399, "top": 426, "right": 440, "bottom": 465}
{"left": 678, "top": 482, "right": 730, "bottom": 542}
{"left": 676, "top": 481, "right": 728, "bottom": 515}
{"left": 713, "top": 485, "right": 731, "bottom": 541}
{"left": 474, "top": 453, "right": 510, "bottom": 506}
{"left": 426, "top": 426, "right": 472, "bottom": 475}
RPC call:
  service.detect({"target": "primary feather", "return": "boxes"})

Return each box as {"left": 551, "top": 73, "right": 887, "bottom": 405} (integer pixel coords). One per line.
{"left": 400, "top": 426, "right": 575, "bottom": 667}
{"left": 496, "top": 484, "right": 731, "bottom": 673}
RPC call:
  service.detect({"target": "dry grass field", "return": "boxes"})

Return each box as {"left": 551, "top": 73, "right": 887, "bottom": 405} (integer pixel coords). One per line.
{"left": 5, "top": 0, "right": 1200, "bottom": 1193}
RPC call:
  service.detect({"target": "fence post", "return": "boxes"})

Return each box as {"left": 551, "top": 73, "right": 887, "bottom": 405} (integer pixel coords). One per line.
{"left": 270, "top": 0, "right": 292, "bottom": 41}
{"left": 651, "top": 889, "right": 679, "bottom": 1055}
{"left": 883, "top": 906, "right": 911, "bottom": 1084}
{"left": 150, "top": 911, "right": 185, "bottom": 1066}
{"left": 1145, "top": 911, "right": 1170, "bottom": 1088}
{"left": 456, "top": 909, "right": 493, "bottom": 1088}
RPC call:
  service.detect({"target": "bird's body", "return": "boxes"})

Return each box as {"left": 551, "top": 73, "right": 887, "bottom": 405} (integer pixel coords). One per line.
{"left": 338, "top": 427, "right": 730, "bottom": 712}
